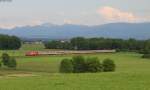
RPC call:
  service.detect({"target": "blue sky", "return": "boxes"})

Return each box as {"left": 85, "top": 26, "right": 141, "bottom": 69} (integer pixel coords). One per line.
{"left": 0, "top": 0, "right": 150, "bottom": 28}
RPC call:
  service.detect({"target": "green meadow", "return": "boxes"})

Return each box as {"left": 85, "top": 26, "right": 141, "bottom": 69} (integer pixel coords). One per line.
{"left": 0, "top": 44, "right": 150, "bottom": 90}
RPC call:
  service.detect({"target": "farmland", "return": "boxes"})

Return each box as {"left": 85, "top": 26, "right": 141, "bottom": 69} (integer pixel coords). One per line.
{"left": 0, "top": 44, "right": 150, "bottom": 90}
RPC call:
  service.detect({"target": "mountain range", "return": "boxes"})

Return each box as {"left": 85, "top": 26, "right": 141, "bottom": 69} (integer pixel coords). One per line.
{"left": 0, "top": 22, "right": 150, "bottom": 40}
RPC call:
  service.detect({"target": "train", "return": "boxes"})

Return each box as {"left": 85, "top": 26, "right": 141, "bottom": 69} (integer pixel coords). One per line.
{"left": 25, "top": 50, "right": 116, "bottom": 56}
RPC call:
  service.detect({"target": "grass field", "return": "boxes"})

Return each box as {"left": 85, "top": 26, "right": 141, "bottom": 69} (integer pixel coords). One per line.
{"left": 0, "top": 44, "right": 150, "bottom": 90}
{"left": 20, "top": 43, "right": 45, "bottom": 50}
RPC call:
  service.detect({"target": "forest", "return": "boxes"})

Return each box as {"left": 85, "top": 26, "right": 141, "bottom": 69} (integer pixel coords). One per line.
{"left": 45, "top": 37, "right": 150, "bottom": 53}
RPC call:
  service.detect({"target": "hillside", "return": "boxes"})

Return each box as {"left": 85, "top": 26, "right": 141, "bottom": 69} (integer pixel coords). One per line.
{"left": 0, "top": 22, "right": 150, "bottom": 40}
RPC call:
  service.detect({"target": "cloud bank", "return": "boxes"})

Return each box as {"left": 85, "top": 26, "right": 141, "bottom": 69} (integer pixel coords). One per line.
{"left": 97, "top": 6, "right": 139, "bottom": 22}
{"left": 0, "top": 6, "right": 150, "bottom": 29}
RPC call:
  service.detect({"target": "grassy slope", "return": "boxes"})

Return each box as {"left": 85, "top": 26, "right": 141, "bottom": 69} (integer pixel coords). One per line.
{"left": 0, "top": 43, "right": 45, "bottom": 57}
{"left": 15, "top": 52, "right": 150, "bottom": 73}
{"left": 0, "top": 44, "right": 150, "bottom": 90}
{"left": 0, "top": 53, "right": 150, "bottom": 90}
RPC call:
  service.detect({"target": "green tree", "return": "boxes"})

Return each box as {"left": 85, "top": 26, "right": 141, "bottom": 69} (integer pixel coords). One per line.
{"left": 2, "top": 53, "right": 10, "bottom": 66}
{"left": 86, "top": 57, "right": 103, "bottom": 72}
{"left": 72, "top": 55, "right": 86, "bottom": 73}
{"left": 103, "top": 59, "right": 116, "bottom": 72}
{"left": 0, "top": 34, "right": 21, "bottom": 50}
{"left": 71, "top": 37, "right": 89, "bottom": 50}
{"left": 59, "top": 59, "right": 73, "bottom": 73}
{"left": 0, "top": 61, "right": 2, "bottom": 68}
{"left": 44, "top": 40, "right": 65, "bottom": 49}
{"left": 7, "top": 58, "right": 17, "bottom": 68}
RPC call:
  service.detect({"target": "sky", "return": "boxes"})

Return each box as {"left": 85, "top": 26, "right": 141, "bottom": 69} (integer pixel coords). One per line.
{"left": 0, "top": 0, "right": 150, "bottom": 28}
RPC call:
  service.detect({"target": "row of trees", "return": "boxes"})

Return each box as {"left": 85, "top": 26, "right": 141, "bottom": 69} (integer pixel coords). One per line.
{"left": 44, "top": 37, "right": 150, "bottom": 53}
{"left": 60, "top": 56, "right": 116, "bottom": 73}
{"left": 0, "top": 34, "right": 21, "bottom": 50}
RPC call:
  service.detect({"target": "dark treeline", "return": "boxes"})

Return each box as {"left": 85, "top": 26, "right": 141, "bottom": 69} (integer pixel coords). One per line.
{"left": 44, "top": 37, "right": 150, "bottom": 53}
{"left": 0, "top": 34, "right": 21, "bottom": 50}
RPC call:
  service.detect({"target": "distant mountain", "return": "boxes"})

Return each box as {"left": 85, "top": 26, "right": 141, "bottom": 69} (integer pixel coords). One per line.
{"left": 0, "top": 22, "right": 150, "bottom": 40}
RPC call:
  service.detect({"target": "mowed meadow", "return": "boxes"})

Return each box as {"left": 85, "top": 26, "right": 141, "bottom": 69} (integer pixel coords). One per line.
{"left": 0, "top": 44, "right": 150, "bottom": 90}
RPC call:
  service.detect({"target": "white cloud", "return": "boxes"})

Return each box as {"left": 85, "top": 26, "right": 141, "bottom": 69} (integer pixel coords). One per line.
{"left": 0, "top": 24, "right": 16, "bottom": 29}
{"left": 0, "top": 17, "right": 44, "bottom": 29}
{"left": 0, "top": 21, "right": 42, "bottom": 29}
{"left": 97, "top": 6, "right": 139, "bottom": 22}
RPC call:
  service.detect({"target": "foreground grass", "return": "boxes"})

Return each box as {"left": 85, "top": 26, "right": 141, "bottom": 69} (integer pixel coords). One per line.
{"left": 0, "top": 52, "right": 150, "bottom": 90}
{"left": 0, "top": 72, "right": 150, "bottom": 90}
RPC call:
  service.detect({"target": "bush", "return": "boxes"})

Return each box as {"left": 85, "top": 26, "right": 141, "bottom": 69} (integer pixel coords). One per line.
{"left": 86, "top": 57, "right": 103, "bottom": 72}
{"left": 1, "top": 53, "right": 17, "bottom": 68}
{"left": 0, "top": 62, "right": 1, "bottom": 68}
{"left": 7, "top": 58, "right": 17, "bottom": 68}
{"left": 103, "top": 59, "right": 116, "bottom": 72}
{"left": 59, "top": 56, "right": 116, "bottom": 73}
{"left": 2, "top": 53, "right": 10, "bottom": 66}
{"left": 59, "top": 59, "right": 73, "bottom": 73}
{"left": 72, "top": 56, "right": 86, "bottom": 73}
{"left": 142, "top": 54, "right": 150, "bottom": 59}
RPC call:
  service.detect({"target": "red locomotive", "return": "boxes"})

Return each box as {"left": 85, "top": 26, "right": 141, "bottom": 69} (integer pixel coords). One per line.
{"left": 25, "top": 51, "right": 39, "bottom": 56}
